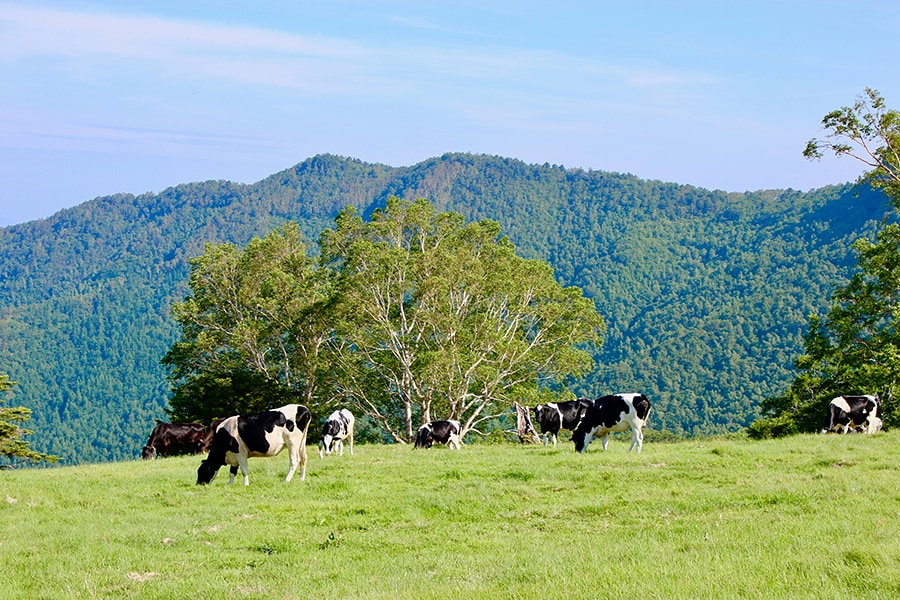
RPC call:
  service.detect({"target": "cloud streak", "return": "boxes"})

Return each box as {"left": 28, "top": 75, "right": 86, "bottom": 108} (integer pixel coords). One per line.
{"left": 0, "top": 3, "right": 705, "bottom": 101}
{"left": 0, "top": 4, "right": 380, "bottom": 94}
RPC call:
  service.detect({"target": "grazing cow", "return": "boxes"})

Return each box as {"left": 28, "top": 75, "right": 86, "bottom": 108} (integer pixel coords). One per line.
{"left": 573, "top": 393, "right": 652, "bottom": 453}
{"left": 533, "top": 398, "right": 593, "bottom": 447}
{"left": 197, "top": 404, "right": 311, "bottom": 486}
{"left": 414, "top": 420, "right": 461, "bottom": 450}
{"left": 142, "top": 421, "right": 208, "bottom": 459}
{"left": 318, "top": 409, "right": 355, "bottom": 458}
{"left": 821, "top": 395, "right": 880, "bottom": 434}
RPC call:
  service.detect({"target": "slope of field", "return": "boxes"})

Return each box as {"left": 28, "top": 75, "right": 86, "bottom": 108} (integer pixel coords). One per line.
{"left": 2, "top": 433, "right": 897, "bottom": 598}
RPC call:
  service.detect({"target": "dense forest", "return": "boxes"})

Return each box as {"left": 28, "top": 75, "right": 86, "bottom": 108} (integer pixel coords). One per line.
{"left": 0, "top": 153, "right": 890, "bottom": 464}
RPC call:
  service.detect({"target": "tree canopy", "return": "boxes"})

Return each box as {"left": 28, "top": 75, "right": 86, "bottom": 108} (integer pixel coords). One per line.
{"left": 320, "top": 197, "right": 604, "bottom": 441}
{"left": 163, "top": 198, "right": 604, "bottom": 443}
{"left": 752, "top": 89, "right": 900, "bottom": 437}
{"left": 804, "top": 87, "right": 900, "bottom": 206}
{"left": 163, "top": 222, "right": 333, "bottom": 423}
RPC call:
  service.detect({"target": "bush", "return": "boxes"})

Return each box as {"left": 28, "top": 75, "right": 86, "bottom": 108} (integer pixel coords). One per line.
{"left": 746, "top": 415, "right": 800, "bottom": 440}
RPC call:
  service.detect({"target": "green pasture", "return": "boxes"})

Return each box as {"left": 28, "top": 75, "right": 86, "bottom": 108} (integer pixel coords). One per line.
{"left": 1, "top": 432, "right": 898, "bottom": 599}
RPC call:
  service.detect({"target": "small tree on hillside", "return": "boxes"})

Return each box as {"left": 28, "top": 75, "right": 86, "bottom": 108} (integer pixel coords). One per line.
{"left": 751, "top": 89, "right": 900, "bottom": 437}
{"left": 1, "top": 374, "right": 59, "bottom": 466}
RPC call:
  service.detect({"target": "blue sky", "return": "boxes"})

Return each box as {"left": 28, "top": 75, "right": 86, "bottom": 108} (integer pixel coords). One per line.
{"left": 2, "top": 0, "right": 899, "bottom": 226}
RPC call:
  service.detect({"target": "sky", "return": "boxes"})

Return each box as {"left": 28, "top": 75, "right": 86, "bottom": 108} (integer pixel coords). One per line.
{"left": 2, "top": 0, "right": 899, "bottom": 227}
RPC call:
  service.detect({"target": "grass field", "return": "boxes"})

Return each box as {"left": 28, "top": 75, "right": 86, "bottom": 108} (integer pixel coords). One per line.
{"left": 1, "top": 432, "right": 899, "bottom": 599}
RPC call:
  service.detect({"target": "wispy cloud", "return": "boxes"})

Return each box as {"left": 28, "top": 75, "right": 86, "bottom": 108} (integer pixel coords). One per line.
{"left": 387, "top": 14, "right": 492, "bottom": 39}
{"left": 0, "top": 4, "right": 380, "bottom": 94}
{"left": 0, "top": 3, "right": 706, "bottom": 100}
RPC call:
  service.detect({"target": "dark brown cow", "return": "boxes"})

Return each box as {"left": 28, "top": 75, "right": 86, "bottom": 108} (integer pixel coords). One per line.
{"left": 198, "top": 418, "right": 227, "bottom": 454}
{"left": 142, "top": 421, "right": 208, "bottom": 459}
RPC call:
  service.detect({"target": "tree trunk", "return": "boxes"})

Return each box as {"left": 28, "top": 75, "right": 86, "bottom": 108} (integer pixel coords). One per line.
{"left": 514, "top": 402, "right": 541, "bottom": 444}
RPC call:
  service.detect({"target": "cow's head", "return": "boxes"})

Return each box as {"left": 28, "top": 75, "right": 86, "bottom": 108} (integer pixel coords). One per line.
{"left": 414, "top": 424, "right": 432, "bottom": 449}
{"left": 572, "top": 430, "right": 590, "bottom": 453}
{"left": 141, "top": 445, "right": 154, "bottom": 460}
{"left": 196, "top": 458, "right": 221, "bottom": 484}
{"left": 320, "top": 435, "right": 335, "bottom": 456}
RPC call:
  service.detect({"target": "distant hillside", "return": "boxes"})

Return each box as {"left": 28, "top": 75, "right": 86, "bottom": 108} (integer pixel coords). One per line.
{"left": 0, "top": 153, "right": 890, "bottom": 463}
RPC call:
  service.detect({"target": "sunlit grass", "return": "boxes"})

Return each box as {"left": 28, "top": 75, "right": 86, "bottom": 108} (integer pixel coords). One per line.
{"left": 2, "top": 432, "right": 899, "bottom": 598}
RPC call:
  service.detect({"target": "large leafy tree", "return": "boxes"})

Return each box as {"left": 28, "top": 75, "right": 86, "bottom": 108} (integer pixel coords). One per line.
{"left": 164, "top": 198, "right": 603, "bottom": 442}
{"left": 163, "top": 222, "right": 333, "bottom": 421}
{"left": 1, "top": 374, "right": 59, "bottom": 466}
{"left": 321, "top": 197, "right": 604, "bottom": 442}
{"left": 752, "top": 89, "right": 900, "bottom": 437}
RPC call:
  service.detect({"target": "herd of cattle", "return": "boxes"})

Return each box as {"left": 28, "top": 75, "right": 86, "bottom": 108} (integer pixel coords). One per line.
{"left": 140, "top": 392, "right": 882, "bottom": 486}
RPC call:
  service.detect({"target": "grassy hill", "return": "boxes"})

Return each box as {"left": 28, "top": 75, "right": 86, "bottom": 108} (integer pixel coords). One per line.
{"left": 2, "top": 433, "right": 898, "bottom": 598}
{"left": 0, "top": 153, "right": 893, "bottom": 464}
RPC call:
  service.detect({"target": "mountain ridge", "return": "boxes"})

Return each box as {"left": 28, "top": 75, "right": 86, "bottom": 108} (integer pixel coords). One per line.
{"left": 0, "top": 153, "right": 890, "bottom": 463}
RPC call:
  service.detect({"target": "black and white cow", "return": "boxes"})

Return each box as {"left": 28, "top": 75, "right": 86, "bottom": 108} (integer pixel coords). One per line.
{"left": 573, "top": 393, "right": 652, "bottom": 453}
{"left": 318, "top": 409, "right": 355, "bottom": 458}
{"left": 533, "top": 398, "right": 593, "bottom": 447}
{"left": 821, "top": 395, "right": 880, "bottom": 434}
{"left": 197, "top": 404, "right": 311, "bottom": 486}
{"left": 414, "top": 420, "right": 461, "bottom": 450}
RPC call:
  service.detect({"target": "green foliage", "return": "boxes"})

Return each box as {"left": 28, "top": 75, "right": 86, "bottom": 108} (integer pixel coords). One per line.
{"left": 320, "top": 197, "right": 603, "bottom": 442}
{"left": 805, "top": 88, "right": 900, "bottom": 206}
{"left": 0, "top": 153, "right": 891, "bottom": 463}
{"left": 761, "top": 90, "right": 900, "bottom": 435}
{"left": 746, "top": 414, "right": 800, "bottom": 440}
{"left": 2, "top": 435, "right": 899, "bottom": 597}
{"left": 167, "top": 198, "right": 603, "bottom": 443}
{"left": 162, "top": 222, "right": 332, "bottom": 421}
{"left": 0, "top": 374, "right": 58, "bottom": 466}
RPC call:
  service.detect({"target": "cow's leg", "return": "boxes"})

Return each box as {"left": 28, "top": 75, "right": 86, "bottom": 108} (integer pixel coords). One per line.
{"left": 227, "top": 465, "right": 239, "bottom": 485}
{"left": 601, "top": 433, "right": 610, "bottom": 451}
{"left": 449, "top": 433, "right": 461, "bottom": 450}
{"left": 348, "top": 425, "right": 354, "bottom": 455}
{"left": 336, "top": 438, "right": 344, "bottom": 457}
{"left": 318, "top": 440, "right": 325, "bottom": 459}
{"left": 630, "top": 426, "right": 644, "bottom": 453}
{"left": 298, "top": 442, "right": 308, "bottom": 481}
{"left": 551, "top": 432, "right": 558, "bottom": 448}
{"left": 235, "top": 455, "right": 251, "bottom": 486}
{"left": 285, "top": 446, "right": 300, "bottom": 483}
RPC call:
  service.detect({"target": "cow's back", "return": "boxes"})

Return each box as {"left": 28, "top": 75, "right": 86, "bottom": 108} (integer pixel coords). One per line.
{"left": 585, "top": 395, "right": 631, "bottom": 430}
{"left": 237, "top": 404, "right": 310, "bottom": 457}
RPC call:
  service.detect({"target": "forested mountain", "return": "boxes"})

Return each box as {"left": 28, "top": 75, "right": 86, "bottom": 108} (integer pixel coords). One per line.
{"left": 0, "top": 153, "right": 890, "bottom": 464}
